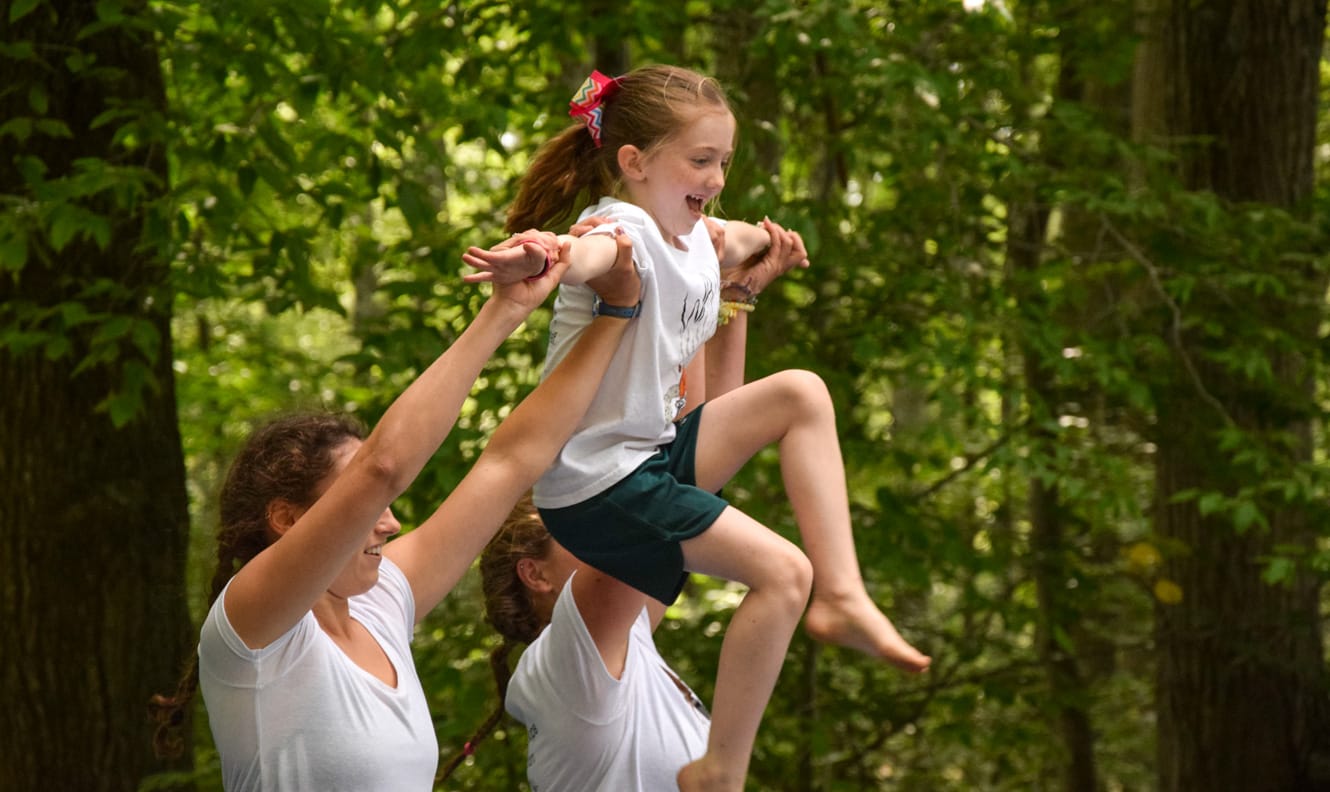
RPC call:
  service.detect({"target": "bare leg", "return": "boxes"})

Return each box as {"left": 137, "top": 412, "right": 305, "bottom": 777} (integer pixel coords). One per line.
{"left": 676, "top": 508, "right": 812, "bottom": 792}
{"left": 694, "top": 370, "right": 931, "bottom": 672}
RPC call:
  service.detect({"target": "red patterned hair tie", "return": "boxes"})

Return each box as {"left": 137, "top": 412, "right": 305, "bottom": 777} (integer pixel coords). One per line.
{"left": 569, "top": 70, "right": 621, "bottom": 148}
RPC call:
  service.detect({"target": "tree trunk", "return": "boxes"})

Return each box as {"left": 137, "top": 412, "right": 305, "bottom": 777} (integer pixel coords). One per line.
{"left": 1008, "top": 191, "right": 1102, "bottom": 792}
{"left": 1136, "top": 2, "right": 1330, "bottom": 789}
{"left": 0, "top": 2, "right": 193, "bottom": 789}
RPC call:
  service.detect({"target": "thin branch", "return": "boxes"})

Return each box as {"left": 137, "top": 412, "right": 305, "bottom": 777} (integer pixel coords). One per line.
{"left": 1100, "top": 217, "right": 1235, "bottom": 426}
{"left": 908, "top": 426, "right": 1020, "bottom": 501}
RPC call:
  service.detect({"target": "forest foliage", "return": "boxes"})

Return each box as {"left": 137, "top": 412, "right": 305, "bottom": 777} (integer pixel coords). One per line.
{"left": 3, "top": 1, "right": 1329, "bottom": 790}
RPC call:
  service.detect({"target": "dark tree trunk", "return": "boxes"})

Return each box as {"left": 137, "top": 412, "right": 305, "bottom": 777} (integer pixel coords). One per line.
{"left": 1008, "top": 192, "right": 1101, "bottom": 792}
{"left": 1002, "top": 4, "right": 1143, "bottom": 785}
{"left": 1138, "top": 2, "right": 1330, "bottom": 789}
{"left": 0, "top": 1, "right": 193, "bottom": 789}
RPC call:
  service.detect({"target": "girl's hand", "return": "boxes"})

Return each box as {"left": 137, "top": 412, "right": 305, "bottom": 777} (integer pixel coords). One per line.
{"left": 585, "top": 229, "right": 640, "bottom": 309}
{"left": 462, "top": 229, "right": 560, "bottom": 284}
{"left": 568, "top": 215, "right": 615, "bottom": 238}
{"left": 720, "top": 218, "right": 809, "bottom": 300}
{"left": 487, "top": 239, "right": 573, "bottom": 313}
{"left": 565, "top": 217, "right": 641, "bottom": 308}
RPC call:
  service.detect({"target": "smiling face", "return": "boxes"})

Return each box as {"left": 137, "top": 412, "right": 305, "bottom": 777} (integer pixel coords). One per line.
{"left": 619, "top": 108, "right": 736, "bottom": 242}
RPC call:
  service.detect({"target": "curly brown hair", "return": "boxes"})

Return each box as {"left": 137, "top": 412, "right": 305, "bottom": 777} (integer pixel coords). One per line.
{"left": 148, "top": 412, "right": 364, "bottom": 758}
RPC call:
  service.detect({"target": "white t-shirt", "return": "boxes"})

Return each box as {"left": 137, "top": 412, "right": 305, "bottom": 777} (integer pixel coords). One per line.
{"left": 506, "top": 573, "right": 711, "bottom": 791}
{"left": 532, "top": 197, "right": 720, "bottom": 508}
{"left": 198, "top": 558, "right": 438, "bottom": 791}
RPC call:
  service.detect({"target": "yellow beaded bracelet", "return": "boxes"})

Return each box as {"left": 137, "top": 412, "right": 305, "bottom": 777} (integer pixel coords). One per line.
{"left": 717, "top": 300, "right": 756, "bottom": 326}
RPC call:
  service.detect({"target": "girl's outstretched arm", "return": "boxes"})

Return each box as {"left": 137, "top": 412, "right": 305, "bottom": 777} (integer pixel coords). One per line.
{"left": 463, "top": 230, "right": 622, "bottom": 287}
{"left": 388, "top": 230, "right": 641, "bottom": 617}
{"left": 222, "top": 241, "right": 571, "bottom": 650}
{"left": 551, "top": 232, "right": 622, "bottom": 285}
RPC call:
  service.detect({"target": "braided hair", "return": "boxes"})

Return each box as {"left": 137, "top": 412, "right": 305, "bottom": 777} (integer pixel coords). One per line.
{"left": 438, "top": 495, "right": 553, "bottom": 781}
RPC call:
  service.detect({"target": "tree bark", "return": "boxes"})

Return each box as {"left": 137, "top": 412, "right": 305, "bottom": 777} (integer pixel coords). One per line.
{"left": 1008, "top": 191, "right": 1102, "bottom": 792}
{"left": 0, "top": 1, "right": 193, "bottom": 789}
{"left": 1136, "top": 2, "right": 1330, "bottom": 789}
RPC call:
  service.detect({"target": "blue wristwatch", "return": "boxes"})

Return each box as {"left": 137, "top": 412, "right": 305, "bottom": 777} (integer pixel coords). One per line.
{"left": 592, "top": 295, "right": 642, "bottom": 319}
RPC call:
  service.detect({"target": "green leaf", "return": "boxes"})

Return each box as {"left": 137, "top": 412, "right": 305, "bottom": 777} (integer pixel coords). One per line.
{"left": 105, "top": 389, "right": 140, "bottom": 428}
{"left": 35, "top": 119, "right": 72, "bottom": 139}
{"left": 16, "top": 154, "right": 47, "bottom": 184}
{"left": 58, "top": 301, "right": 92, "bottom": 326}
{"left": 91, "top": 314, "right": 132, "bottom": 344}
{"left": 85, "top": 213, "right": 111, "bottom": 250}
{"left": 95, "top": 0, "right": 124, "bottom": 22}
{"left": 0, "top": 117, "right": 33, "bottom": 142}
{"left": 28, "top": 85, "right": 47, "bottom": 114}
{"left": 47, "top": 203, "right": 82, "bottom": 252}
{"left": 1196, "top": 492, "right": 1225, "bottom": 516}
{"left": 9, "top": 0, "right": 40, "bottom": 24}
{"left": 131, "top": 319, "right": 161, "bottom": 362}
{"left": 43, "top": 334, "right": 70, "bottom": 360}
{"left": 1261, "top": 557, "right": 1295, "bottom": 586}
{"left": 396, "top": 181, "right": 433, "bottom": 232}
{"left": 65, "top": 50, "right": 90, "bottom": 72}
{"left": 0, "top": 227, "right": 28, "bottom": 271}
{"left": 0, "top": 40, "right": 37, "bottom": 60}
{"left": 1232, "top": 500, "right": 1265, "bottom": 533}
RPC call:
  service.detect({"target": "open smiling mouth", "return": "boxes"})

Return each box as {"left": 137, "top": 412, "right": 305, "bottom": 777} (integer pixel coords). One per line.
{"left": 364, "top": 545, "right": 382, "bottom": 556}
{"left": 687, "top": 195, "right": 705, "bottom": 213}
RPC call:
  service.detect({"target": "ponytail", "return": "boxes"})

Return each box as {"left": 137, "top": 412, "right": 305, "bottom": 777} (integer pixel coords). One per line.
{"left": 440, "top": 495, "right": 552, "bottom": 780}
{"left": 506, "top": 124, "right": 612, "bottom": 233}
{"left": 147, "top": 658, "right": 197, "bottom": 758}
{"left": 148, "top": 543, "right": 242, "bottom": 757}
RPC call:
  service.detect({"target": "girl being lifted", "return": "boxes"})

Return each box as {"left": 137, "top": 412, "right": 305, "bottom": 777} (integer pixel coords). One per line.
{"left": 465, "top": 64, "right": 930, "bottom": 792}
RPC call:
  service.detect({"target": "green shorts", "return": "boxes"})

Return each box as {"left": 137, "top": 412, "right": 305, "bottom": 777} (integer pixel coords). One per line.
{"left": 538, "top": 405, "right": 727, "bottom": 605}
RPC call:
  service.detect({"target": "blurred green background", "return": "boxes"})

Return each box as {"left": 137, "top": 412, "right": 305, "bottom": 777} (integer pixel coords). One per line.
{"left": 4, "top": 1, "right": 1330, "bottom": 790}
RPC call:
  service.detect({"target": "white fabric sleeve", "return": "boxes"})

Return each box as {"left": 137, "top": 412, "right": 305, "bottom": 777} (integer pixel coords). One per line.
{"left": 530, "top": 573, "right": 629, "bottom": 723}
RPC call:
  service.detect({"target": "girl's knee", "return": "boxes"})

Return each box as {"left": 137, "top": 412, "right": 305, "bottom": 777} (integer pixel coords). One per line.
{"left": 757, "top": 540, "right": 813, "bottom": 606}
{"left": 773, "top": 369, "right": 832, "bottom": 415}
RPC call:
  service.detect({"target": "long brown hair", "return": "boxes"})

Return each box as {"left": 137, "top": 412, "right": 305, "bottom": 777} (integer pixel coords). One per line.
{"left": 505, "top": 64, "right": 733, "bottom": 233}
{"left": 148, "top": 412, "right": 365, "bottom": 758}
{"left": 439, "top": 495, "right": 553, "bottom": 781}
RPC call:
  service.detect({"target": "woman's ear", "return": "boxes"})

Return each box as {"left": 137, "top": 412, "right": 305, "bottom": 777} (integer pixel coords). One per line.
{"left": 516, "top": 557, "right": 554, "bottom": 593}
{"left": 266, "top": 499, "right": 301, "bottom": 538}
{"left": 617, "top": 144, "right": 646, "bottom": 182}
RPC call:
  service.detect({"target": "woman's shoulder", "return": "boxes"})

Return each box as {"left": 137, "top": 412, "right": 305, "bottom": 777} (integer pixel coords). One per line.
{"left": 199, "top": 578, "right": 319, "bottom": 672}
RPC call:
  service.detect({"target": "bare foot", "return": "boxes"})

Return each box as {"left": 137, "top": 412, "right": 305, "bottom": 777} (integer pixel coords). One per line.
{"left": 804, "top": 592, "right": 931, "bottom": 672}
{"left": 678, "top": 755, "right": 743, "bottom": 792}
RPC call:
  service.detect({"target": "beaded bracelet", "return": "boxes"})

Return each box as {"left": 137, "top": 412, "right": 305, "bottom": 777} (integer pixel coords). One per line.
{"left": 717, "top": 300, "right": 756, "bottom": 326}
